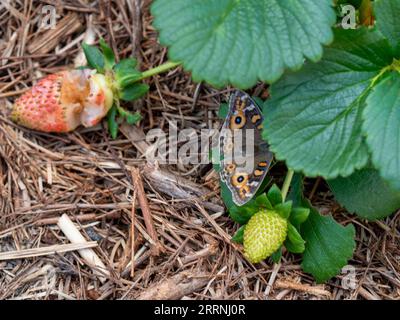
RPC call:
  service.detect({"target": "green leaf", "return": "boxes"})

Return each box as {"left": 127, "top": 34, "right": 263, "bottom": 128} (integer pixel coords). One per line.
{"left": 287, "top": 173, "right": 305, "bottom": 207}
{"left": 255, "top": 194, "right": 273, "bottom": 210}
{"left": 301, "top": 207, "right": 356, "bottom": 283}
{"left": 99, "top": 38, "right": 115, "bottom": 70}
{"left": 82, "top": 43, "right": 105, "bottom": 73}
{"left": 271, "top": 247, "right": 282, "bottom": 264}
{"left": 267, "top": 184, "right": 282, "bottom": 206}
{"left": 107, "top": 105, "right": 119, "bottom": 139}
{"left": 253, "top": 97, "right": 264, "bottom": 107}
{"left": 374, "top": 0, "right": 400, "bottom": 56}
{"left": 285, "top": 174, "right": 310, "bottom": 228}
{"left": 151, "top": 0, "right": 336, "bottom": 89}
{"left": 211, "top": 146, "right": 222, "bottom": 173}
{"left": 119, "top": 83, "right": 149, "bottom": 102}
{"left": 363, "top": 71, "right": 400, "bottom": 191}
{"left": 232, "top": 225, "right": 245, "bottom": 244}
{"left": 218, "top": 103, "right": 229, "bottom": 120}
{"left": 228, "top": 206, "right": 256, "bottom": 226}
{"left": 116, "top": 106, "right": 142, "bottom": 125}
{"left": 115, "top": 58, "right": 137, "bottom": 71}
{"left": 263, "top": 28, "right": 393, "bottom": 179}
{"left": 275, "top": 201, "right": 292, "bottom": 220}
{"left": 285, "top": 240, "right": 305, "bottom": 254}
{"left": 126, "top": 112, "right": 142, "bottom": 125}
{"left": 329, "top": 168, "right": 400, "bottom": 220}
{"left": 289, "top": 207, "right": 310, "bottom": 228}
{"left": 221, "top": 180, "right": 236, "bottom": 210}
{"left": 285, "top": 223, "right": 305, "bottom": 254}
{"left": 114, "top": 58, "right": 142, "bottom": 88}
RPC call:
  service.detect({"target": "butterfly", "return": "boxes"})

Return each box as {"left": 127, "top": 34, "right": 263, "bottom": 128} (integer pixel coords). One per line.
{"left": 219, "top": 90, "right": 273, "bottom": 206}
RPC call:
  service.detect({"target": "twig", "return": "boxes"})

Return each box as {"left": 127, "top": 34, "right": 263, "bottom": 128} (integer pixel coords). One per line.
{"left": 0, "top": 88, "right": 30, "bottom": 98}
{"left": 57, "top": 214, "right": 109, "bottom": 283}
{"left": 265, "top": 262, "right": 281, "bottom": 297}
{"left": 180, "top": 240, "right": 218, "bottom": 264}
{"left": 131, "top": 167, "right": 161, "bottom": 256}
{"left": 135, "top": 271, "right": 210, "bottom": 300}
{"left": 35, "top": 211, "right": 120, "bottom": 226}
{"left": 130, "top": 177, "right": 137, "bottom": 277}
{"left": 130, "top": 0, "right": 143, "bottom": 63}
{"left": 309, "top": 177, "right": 321, "bottom": 200}
{"left": 0, "top": 242, "right": 98, "bottom": 261}
{"left": 358, "top": 286, "right": 381, "bottom": 300}
{"left": 17, "top": 202, "right": 132, "bottom": 215}
{"left": 275, "top": 279, "right": 331, "bottom": 298}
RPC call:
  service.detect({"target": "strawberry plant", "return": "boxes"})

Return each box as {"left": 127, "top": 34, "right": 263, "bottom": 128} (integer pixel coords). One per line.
{"left": 151, "top": 0, "right": 400, "bottom": 283}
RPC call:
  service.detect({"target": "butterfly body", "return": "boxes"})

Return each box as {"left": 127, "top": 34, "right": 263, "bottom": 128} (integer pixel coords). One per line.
{"left": 219, "top": 91, "right": 273, "bottom": 206}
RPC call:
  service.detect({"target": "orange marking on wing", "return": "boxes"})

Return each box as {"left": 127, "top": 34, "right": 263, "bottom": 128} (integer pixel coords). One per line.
{"left": 235, "top": 98, "right": 246, "bottom": 111}
{"left": 231, "top": 173, "right": 248, "bottom": 188}
{"left": 226, "top": 163, "right": 236, "bottom": 173}
{"left": 230, "top": 112, "right": 246, "bottom": 129}
{"left": 238, "top": 185, "right": 250, "bottom": 199}
{"left": 252, "top": 115, "right": 261, "bottom": 123}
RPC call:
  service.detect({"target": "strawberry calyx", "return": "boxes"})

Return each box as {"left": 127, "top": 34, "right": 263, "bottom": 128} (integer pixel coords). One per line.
{"left": 82, "top": 39, "right": 148, "bottom": 138}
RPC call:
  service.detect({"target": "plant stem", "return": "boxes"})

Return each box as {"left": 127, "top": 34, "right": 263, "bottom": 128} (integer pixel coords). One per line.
{"left": 138, "top": 61, "right": 181, "bottom": 81}
{"left": 281, "top": 169, "right": 294, "bottom": 202}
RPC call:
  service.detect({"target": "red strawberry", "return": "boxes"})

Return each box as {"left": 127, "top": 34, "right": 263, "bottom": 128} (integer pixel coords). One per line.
{"left": 11, "top": 70, "right": 113, "bottom": 133}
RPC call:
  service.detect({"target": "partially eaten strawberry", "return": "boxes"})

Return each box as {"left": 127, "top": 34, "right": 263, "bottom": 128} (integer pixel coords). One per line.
{"left": 11, "top": 70, "right": 113, "bottom": 133}
{"left": 10, "top": 39, "right": 149, "bottom": 136}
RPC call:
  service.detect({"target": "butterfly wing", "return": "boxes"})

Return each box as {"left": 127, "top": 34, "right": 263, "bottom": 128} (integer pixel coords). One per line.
{"left": 219, "top": 91, "right": 273, "bottom": 206}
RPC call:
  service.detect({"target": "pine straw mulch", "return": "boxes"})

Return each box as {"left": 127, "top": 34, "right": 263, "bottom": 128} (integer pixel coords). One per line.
{"left": 0, "top": 0, "right": 399, "bottom": 300}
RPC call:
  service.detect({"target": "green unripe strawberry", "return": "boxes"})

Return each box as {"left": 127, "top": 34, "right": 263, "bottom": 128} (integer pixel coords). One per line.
{"left": 244, "top": 209, "right": 288, "bottom": 263}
